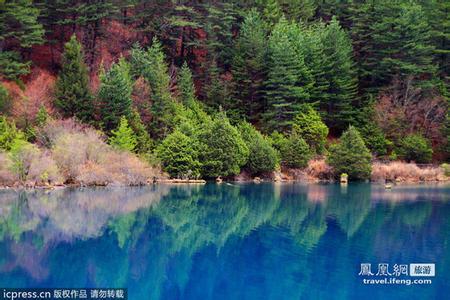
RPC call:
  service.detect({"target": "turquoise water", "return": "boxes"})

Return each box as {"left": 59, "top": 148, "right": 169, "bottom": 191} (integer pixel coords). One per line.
{"left": 0, "top": 183, "right": 449, "bottom": 299}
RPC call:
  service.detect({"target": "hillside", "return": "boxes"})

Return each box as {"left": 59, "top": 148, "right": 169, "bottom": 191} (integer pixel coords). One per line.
{"left": 0, "top": 0, "right": 448, "bottom": 185}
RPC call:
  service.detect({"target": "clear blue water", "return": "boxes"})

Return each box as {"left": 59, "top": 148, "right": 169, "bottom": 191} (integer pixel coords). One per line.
{"left": 0, "top": 183, "right": 449, "bottom": 299}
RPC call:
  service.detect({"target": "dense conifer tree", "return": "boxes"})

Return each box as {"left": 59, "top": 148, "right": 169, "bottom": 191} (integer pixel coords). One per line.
{"left": 319, "top": 17, "right": 358, "bottom": 131}
{"left": 178, "top": 62, "right": 196, "bottom": 107}
{"left": 54, "top": 35, "right": 94, "bottom": 122}
{"left": 350, "top": 1, "right": 382, "bottom": 93}
{"left": 262, "top": 0, "right": 283, "bottom": 27}
{"left": 98, "top": 58, "right": 133, "bottom": 131}
{"left": 128, "top": 109, "right": 153, "bottom": 154}
{"left": 109, "top": 116, "right": 138, "bottom": 152}
{"left": 0, "top": 0, "right": 44, "bottom": 78}
{"left": 352, "top": 1, "right": 437, "bottom": 91}
{"left": 371, "top": 3, "right": 436, "bottom": 88}
{"left": 292, "top": 104, "right": 328, "bottom": 154}
{"left": 130, "top": 38, "right": 175, "bottom": 138}
{"left": 292, "top": 24, "right": 329, "bottom": 106}
{"left": 263, "top": 17, "right": 313, "bottom": 132}
{"left": 231, "top": 9, "right": 268, "bottom": 122}
{"left": 423, "top": 0, "right": 449, "bottom": 78}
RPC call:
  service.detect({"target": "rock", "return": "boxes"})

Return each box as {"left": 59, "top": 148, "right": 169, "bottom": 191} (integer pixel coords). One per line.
{"left": 273, "top": 171, "right": 283, "bottom": 182}
{"left": 340, "top": 173, "right": 348, "bottom": 184}
{"left": 253, "top": 177, "right": 261, "bottom": 183}
{"left": 216, "top": 177, "right": 223, "bottom": 184}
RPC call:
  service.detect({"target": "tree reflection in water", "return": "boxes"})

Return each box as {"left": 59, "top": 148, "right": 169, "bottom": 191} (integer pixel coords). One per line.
{"left": 0, "top": 183, "right": 448, "bottom": 299}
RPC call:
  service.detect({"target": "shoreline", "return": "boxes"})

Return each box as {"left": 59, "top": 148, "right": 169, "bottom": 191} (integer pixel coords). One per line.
{"left": 1, "top": 175, "right": 448, "bottom": 191}
{"left": 1, "top": 159, "right": 448, "bottom": 190}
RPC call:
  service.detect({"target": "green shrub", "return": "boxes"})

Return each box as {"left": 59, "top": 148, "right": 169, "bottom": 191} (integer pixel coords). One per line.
{"left": 35, "top": 105, "right": 50, "bottom": 128}
{"left": 9, "top": 138, "right": 40, "bottom": 181}
{"left": 397, "top": 134, "right": 433, "bottom": 163}
{"left": 327, "top": 126, "right": 372, "bottom": 180}
{"left": 269, "top": 131, "right": 289, "bottom": 154}
{"left": 283, "top": 132, "right": 313, "bottom": 168}
{"left": 239, "top": 122, "right": 279, "bottom": 175}
{"left": 292, "top": 105, "right": 328, "bottom": 154}
{"left": 199, "top": 112, "right": 249, "bottom": 178}
{"left": 109, "top": 116, "right": 137, "bottom": 152}
{"left": 269, "top": 131, "right": 312, "bottom": 168}
{"left": 156, "top": 129, "right": 201, "bottom": 178}
{"left": 441, "top": 163, "right": 450, "bottom": 177}
{"left": 0, "top": 117, "right": 25, "bottom": 151}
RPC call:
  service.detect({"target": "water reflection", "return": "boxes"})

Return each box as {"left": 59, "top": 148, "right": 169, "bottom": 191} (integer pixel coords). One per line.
{"left": 0, "top": 183, "right": 449, "bottom": 299}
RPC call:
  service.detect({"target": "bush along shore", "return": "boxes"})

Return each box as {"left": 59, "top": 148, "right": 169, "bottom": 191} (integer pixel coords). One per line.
{"left": 0, "top": 116, "right": 448, "bottom": 189}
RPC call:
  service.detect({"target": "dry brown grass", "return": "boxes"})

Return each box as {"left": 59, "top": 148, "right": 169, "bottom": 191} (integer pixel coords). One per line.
{"left": 371, "top": 161, "right": 446, "bottom": 182}
{"left": 49, "top": 122, "right": 162, "bottom": 185}
{"left": 305, "top": 158, "right": 334, "bottom": 181}
{"left": 0, "top": 152, "right": 15, "bottom": 186}
{"left": 27, "top": 151, "right": 63, "bottom": 185}
{"left": 0, "top": 119, "right": 163, "bottom": 187}
{"left": 51, "top": 131, "right": 109, "bottom": 181}
{"left": 76, "top": 152, "right": 159, "bottom": 186}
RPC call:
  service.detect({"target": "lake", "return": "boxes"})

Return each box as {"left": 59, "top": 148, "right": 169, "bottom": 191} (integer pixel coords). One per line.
{"left": 0, "top": 183, "right": 449, "bottom": 299}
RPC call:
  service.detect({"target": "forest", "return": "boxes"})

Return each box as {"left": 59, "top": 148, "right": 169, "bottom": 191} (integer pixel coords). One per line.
{"left": 0, "top": 0, "right": 448, "bottom": 184}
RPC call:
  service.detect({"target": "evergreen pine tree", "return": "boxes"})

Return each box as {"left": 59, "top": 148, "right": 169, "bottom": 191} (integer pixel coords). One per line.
{"left": 350, "top": 1, "right": 383, "bottom": 94}
{"left": 178, "top": 62, "right": 196, "bottom": 107}
{"left": 262, "top": 0, "right": 283, "bottom": 27}
{"left": 203, "top": 57, "right": 231, "bottom": 114}
{"left": 98, "top": 58, "right": 133, "bottom": 131}
{"left": 35, "top": 105, "right": 50, "bottom": 128}
{"left": 319, "top": 17, "right": 358, "bottom": 132}
{"left": 130, "top": 38, "right": 175, "bottom": 138}
{"left": 201, "top": 2, "right": 238, "bottom": 72}
{"left": 0, "top": 0, "right": 44, "bottom": 79}
{"left": 109, "top": 116, "right": 137, "bottom": 152}
{"left": 292, "top": 104, "right": 329, "bottom": 154}
{"left": 263, "top": 17, "right": 313, "bottom": 132}
{"left": 365, "top": 2, "right": 437, "bottom": 88}
{"left": 54, "top": 34, "right": 94, "bottom": 122}
{"left": 231, "top": 9, "right": 268, "bottom": 122}
{"left": 423, "top": 0, "right": 449, "bottom": 78}
{"left": 280, "top": 0, "right": 317, "bottom": 22}
{"left": 176, "top": 62, "right": 210, "bottom": 124}
{"left": 128, "top": 109, "right": 153, "bottom": 154}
